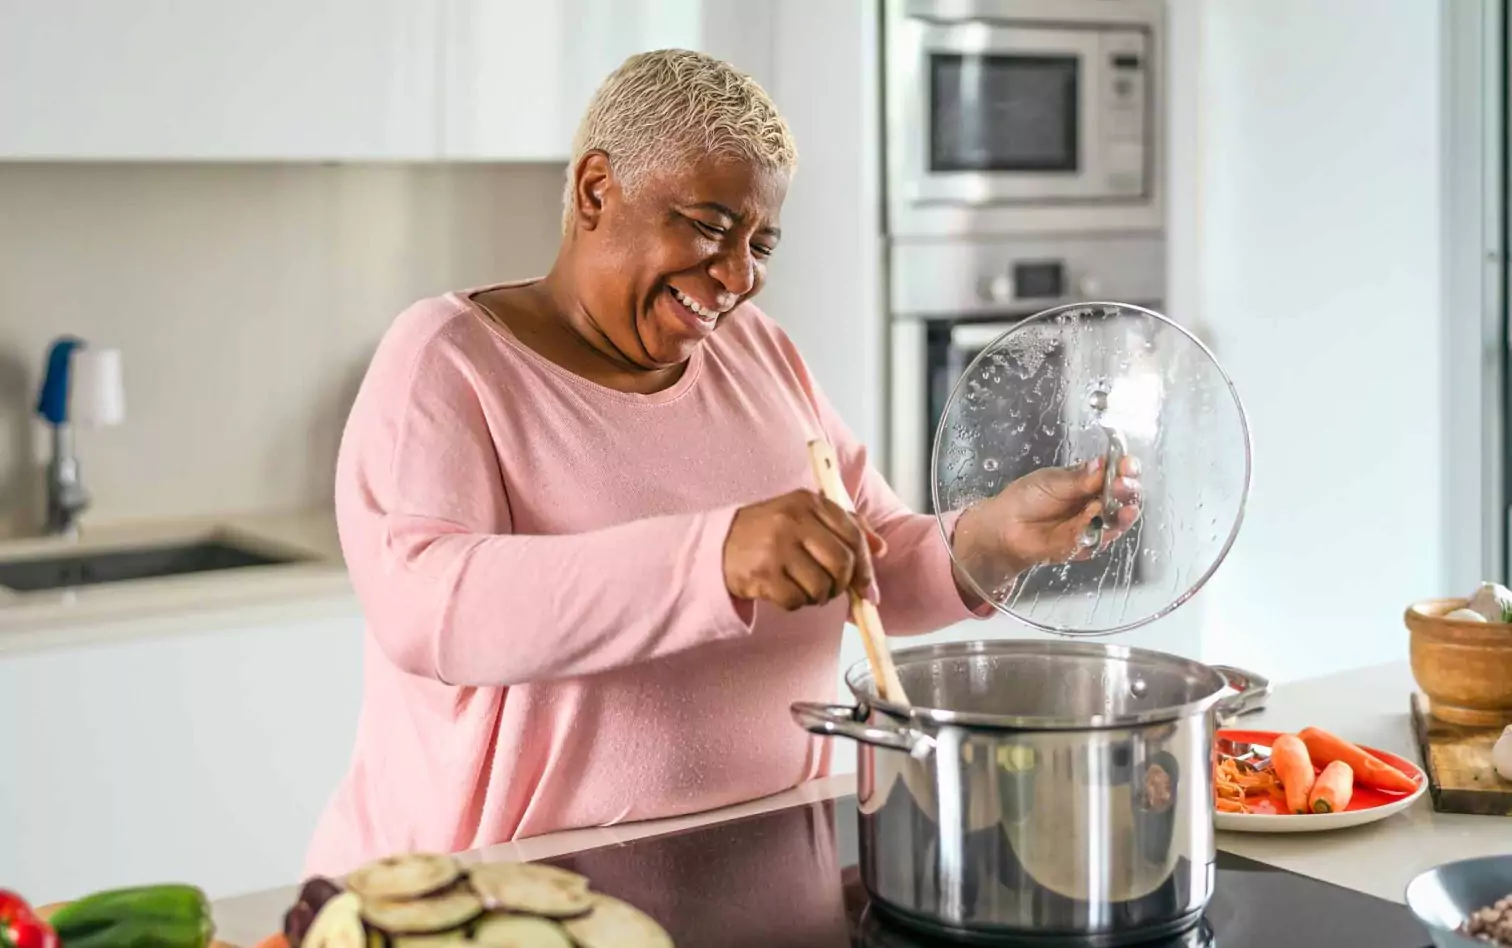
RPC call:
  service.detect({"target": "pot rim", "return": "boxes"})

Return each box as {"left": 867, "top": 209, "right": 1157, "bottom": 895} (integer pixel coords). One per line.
{"left": 844, "top": 639, "right": 1250, "bottom": 731}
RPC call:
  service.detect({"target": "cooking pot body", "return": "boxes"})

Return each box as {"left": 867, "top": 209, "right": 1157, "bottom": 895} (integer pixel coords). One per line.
{"left": 793, "top": 642, "right": 1268, "bottom": 945}
{"left": 858, "top": 706, "right": 1210, "bottom": 944}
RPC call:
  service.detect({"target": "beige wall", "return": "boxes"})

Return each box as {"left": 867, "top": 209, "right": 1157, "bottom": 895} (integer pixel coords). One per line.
{"left": 0, "top": 163, "right": 565, "bottom": 536}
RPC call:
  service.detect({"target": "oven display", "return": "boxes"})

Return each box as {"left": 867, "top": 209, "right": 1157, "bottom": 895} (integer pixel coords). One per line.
{"left": 1013, "top": 261, "right": 1066, "bottom": 299}
{"left": 929, "top": 54, "right": 1079, "bottom": 173}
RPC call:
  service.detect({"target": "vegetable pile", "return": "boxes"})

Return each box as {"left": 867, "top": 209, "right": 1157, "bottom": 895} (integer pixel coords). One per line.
{"left": 284, "top": 852, "right": 673, "bottom": 948}
{"left": 0, "top": 884, "right": 213, "bottom": 948}
{"left": 1213, "top": 726, "right": 1419, "bottom": 816}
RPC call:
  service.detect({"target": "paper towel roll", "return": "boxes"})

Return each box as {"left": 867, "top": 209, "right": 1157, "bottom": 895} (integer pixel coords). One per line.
{"left": 70, "top": 347, "right": 125, "bottom": 427}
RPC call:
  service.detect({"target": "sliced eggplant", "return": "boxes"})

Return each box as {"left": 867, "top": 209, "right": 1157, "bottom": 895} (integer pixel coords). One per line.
{"left": 347, "top": 853, "right": 463, "bottom": 902}
{"left": 303, "top": 892, "right": 368, "bottom": 948}
{"left": 361, "top": 890, "right": 484, "bottom": 936}
{"left": 561, "top": 895, "right": 674, "bottom": 948}
{"left": 471, "top": 915, "right": 574, "bottom": 948}
{"left": 466, "top": 864, "right": 591, "bottom": 919}
{"left": 287, "top": 877, "right": 346, "bottom": 948}
{"left": 389, "top": 931, "right": 473, "bottom": 948}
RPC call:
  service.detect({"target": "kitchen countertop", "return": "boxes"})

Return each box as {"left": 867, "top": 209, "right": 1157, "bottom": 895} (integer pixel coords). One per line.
{"left": 0, "top": 509, "right": 354, "bottom": 656}
{"left": 208, "top": 658, "right": 1512, "bottom": 947}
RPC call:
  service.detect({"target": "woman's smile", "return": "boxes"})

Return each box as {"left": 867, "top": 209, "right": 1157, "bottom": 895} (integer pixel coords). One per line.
{"left": 662, "top": 284, "right": 721, "bottom": 334}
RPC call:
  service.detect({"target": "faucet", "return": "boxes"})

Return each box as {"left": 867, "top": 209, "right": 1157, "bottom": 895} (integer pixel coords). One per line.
{"left": 35, "top": 337, "right": 123, "bottom": 538}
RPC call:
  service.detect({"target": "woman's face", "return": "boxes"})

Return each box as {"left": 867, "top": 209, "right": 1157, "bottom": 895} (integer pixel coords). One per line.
{"left": 571, "top": 152, "right": 788, "bottom": 369}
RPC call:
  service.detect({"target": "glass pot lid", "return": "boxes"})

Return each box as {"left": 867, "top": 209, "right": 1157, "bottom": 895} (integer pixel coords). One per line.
{"left": 931, "top": 302, "right": 1252, "bottom": 636}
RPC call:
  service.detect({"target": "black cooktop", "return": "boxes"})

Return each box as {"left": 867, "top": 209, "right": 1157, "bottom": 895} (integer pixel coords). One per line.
{"left": 541, "top": 795, "right": 1427, "bottom": 947}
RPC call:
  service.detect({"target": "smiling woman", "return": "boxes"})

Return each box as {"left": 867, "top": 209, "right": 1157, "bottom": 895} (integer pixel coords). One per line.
{"left": 302, "top": 48, "right": 1141, "bottom": 879}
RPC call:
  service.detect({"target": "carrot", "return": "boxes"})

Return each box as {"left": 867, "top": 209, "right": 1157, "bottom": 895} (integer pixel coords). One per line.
{"left": 1308, "top": 760, "right": 1355, "bottom": 813}
{"left": 1297, "top": 726, "right": 1418, "bottom": 794}
{"left": 1270, "top": 733, "right": 1316, "bottom": 814}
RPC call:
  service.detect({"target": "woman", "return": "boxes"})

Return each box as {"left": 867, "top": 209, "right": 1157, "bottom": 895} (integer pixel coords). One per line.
{"left": 304, "top": 49, "right": 1139, "bottom": 877}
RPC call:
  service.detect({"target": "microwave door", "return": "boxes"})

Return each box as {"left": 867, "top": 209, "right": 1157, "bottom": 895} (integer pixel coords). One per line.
{"left": 898, "top": 21, "right": 1102, "bottom": 206}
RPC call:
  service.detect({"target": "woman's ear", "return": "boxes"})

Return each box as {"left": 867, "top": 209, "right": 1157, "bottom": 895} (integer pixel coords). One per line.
{"left": 571, "top": 151, "right": 614, "bottom": 231}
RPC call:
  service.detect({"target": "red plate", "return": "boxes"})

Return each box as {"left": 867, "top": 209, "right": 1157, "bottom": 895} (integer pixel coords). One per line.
{"left": 1216, "top": 728, "right": 1426, "bottom": 821}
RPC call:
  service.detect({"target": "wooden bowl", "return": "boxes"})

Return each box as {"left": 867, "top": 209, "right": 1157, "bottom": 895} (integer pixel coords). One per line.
{"left": 1406, "top": 597, "right": 1512, "bottom": 726}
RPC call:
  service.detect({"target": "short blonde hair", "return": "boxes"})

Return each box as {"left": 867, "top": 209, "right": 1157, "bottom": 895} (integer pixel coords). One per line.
{"left": 561, "top": 48, "right": 798, "bottom": 232}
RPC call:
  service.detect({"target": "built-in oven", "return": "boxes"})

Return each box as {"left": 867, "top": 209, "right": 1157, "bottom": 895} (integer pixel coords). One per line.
{"left": 882, "top": 0, "right": 1165, "bottom": 237}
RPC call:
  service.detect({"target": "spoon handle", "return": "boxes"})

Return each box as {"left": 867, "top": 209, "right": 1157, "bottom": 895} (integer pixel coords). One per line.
{"left": 805, "top": 438, "right": 910, "bottom": 706}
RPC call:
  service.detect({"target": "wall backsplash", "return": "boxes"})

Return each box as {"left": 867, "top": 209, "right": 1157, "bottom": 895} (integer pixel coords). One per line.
{"left": 0, "top": 162, "right": 565, "bottom": 537}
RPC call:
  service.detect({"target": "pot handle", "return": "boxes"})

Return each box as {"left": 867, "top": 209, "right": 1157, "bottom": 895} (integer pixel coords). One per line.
{"left": 1211, "top": 665, "right": 1272, "bottom": 724}
{"left": 790, "top": 702, "right": 936, "bottom": 760}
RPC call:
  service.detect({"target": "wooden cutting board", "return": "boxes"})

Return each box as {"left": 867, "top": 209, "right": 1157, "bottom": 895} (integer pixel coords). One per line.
{"left": 1410, "top": 692, "right": 1512, "bottom": 815}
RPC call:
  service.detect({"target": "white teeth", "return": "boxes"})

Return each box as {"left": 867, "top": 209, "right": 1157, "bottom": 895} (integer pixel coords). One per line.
{"left": 672, "top": 288, "right": 720, "bottom": 321}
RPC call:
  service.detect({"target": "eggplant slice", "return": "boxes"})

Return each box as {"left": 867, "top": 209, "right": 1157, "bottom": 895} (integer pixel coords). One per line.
{"left": 361, "top": 890, "right": 484, "bottom": 935}
{"left": 470, "top": 915, "right": 574, "bottom": 948}
{"left": 302, "top": 893, "right": 368, "bottom": 948}
{"left": 466, "top": 863, "right": 592, "bottom": 919}
{"left": 347, "top": 853, "right": 463, "bottom": 902}
{"left": 389, "top": 932, "right": 472, "bottom": 948}
{"left": 561, "top": 895, "right": 674, "bottom": 948}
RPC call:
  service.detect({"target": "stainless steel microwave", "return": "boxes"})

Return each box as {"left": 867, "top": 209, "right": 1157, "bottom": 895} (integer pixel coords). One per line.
{"left": 882, "top": 0, "right": 1166, "bottom": 237}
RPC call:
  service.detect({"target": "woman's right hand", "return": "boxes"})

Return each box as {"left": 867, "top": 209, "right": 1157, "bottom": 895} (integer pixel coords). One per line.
{"left": 723, "top": 490, "right": 885, "bottom": 611}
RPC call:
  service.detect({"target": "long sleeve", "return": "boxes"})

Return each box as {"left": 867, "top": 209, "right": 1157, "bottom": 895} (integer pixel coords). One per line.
{"left": 768, "top": 336, "right": 991, "bottom": 637}
{"left": 336, "top": 325, "right": 755, "bottom": 689}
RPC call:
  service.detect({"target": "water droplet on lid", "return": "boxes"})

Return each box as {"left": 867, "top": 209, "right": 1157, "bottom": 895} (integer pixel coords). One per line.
{"left": 1130, "top": 679, "right": 1149, "bottom": 698}
{"left": 983, "top": 458, "right": 1000, "bottom": 472}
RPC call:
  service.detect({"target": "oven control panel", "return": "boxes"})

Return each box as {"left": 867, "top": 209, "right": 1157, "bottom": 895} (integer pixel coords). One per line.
{"left": 890, "top": 233, "right": 1166, "bottom": 319}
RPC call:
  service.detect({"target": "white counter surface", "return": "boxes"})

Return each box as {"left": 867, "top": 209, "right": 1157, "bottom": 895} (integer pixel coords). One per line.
{"left": 0, "top": 509, "right": 353, "bottom": 655}
{"left": 207, "top": 659, "right": 1512, "bottom": 946}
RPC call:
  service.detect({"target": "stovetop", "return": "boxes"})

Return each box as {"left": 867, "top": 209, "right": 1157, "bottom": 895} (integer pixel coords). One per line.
{"left": 542, "top": 795, "right": 1427, "bottom": 947}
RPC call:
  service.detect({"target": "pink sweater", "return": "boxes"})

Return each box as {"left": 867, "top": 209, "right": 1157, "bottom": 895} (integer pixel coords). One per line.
{"left": 303, "top": 282, "right": 982, "bottom": 878}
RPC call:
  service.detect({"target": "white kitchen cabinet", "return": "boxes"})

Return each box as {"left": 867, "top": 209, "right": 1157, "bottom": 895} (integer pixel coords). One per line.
{"left": 0, "top": 0, "right": 439, "bottom": 160}
{"left": 0, "top": 0, "right": 772, "bottom": 162}
{"left": 440, "top": 0, "right": 759, "bottom": 162}
{"left": 0, "top": 609, "right": 366, "bottom": 904}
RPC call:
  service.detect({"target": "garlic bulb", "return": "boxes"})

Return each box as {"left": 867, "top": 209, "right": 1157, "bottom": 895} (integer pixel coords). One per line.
{"left": 1467, "top": 582, "right": 1512, "bottom": 623}
{"left": 1494, "top": 726, "right": 1512, "bottom": 782}
{"left": 1446, "top": 607, "right": 1489, "bottom": 622}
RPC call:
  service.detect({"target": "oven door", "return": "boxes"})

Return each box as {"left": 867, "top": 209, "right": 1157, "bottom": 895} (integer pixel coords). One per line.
{"left": 898, "top": 314, "right": 1152, "bottom": 591}
{"left": 890, "top": 16, "right": 1150, "bottom": 207}
{"left": 925, "top": 320, "right": 1023, "bottom": 514}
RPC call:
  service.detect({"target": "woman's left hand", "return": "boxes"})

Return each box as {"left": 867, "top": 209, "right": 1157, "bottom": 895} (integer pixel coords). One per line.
{"left": 950, "top": 455, "right": 1143, "bottom": 595}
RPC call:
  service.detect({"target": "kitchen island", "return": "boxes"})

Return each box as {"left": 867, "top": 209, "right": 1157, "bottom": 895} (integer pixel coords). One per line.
{"left": 209, "top": 659, "right": 1512, "bottom": 946}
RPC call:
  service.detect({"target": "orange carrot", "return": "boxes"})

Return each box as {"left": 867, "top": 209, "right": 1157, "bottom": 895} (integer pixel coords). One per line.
{"left": 1297, "top": 726, "right": 1418, "bottom": 794}
{"left": 1270, "top": 733, "right": 1316, "bottom": 814}
{"left": 1308, "top": 760, "right": 1355, "bottom": 813}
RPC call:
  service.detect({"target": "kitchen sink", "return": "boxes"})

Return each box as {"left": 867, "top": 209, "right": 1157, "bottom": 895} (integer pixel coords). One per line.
{"left": 0, "top": 539, "right": 306, "bottom": 592}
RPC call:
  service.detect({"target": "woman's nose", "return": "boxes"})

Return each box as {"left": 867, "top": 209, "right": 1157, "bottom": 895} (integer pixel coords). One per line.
{"left": 708, "top": 245, "right": 756, "bottom": 298}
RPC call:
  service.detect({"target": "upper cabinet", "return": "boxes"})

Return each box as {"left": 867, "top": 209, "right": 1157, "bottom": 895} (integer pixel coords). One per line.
{"left": 0, "top": 0, "right": 440, "bottom": 160}
{"left": 0, "top": 0, "right": 771, "bottom": 162}
{"left": 442, "top": 0, "right": 705, "bottom": 162}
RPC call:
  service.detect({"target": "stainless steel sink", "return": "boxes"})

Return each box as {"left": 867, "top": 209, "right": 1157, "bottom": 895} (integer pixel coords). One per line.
{"left": 0, "top": 539, "right": 306, "bottom": 592}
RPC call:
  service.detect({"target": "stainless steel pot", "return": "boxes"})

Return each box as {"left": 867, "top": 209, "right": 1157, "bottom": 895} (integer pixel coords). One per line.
{"left": 792, "top": 640, "right": 1270, "bottom": 946}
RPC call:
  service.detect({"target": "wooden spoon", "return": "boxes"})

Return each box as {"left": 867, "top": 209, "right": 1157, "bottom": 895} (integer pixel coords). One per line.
{"left": 805, "top": 438, "right": 910, "bottom": 706}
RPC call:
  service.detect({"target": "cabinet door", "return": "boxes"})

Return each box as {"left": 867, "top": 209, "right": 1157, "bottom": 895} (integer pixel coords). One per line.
{"left": 0, "top": 0, "right": 438, "bottom": 160}
{"left": 441, "top": 0, "right": 707, "bottom": 162}
{"left": 0, "top": 612, "right": 366, "bottom": 903}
